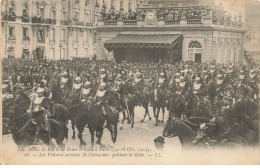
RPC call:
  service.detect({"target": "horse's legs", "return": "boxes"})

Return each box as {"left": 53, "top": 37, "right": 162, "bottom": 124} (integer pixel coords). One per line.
{"left": 71, "top": 119, "right": 76, "bottom": 139}
{"left": 77, "top": 125, "right": 86, "bottom": 146}
{"left": 161, "top": 107, "right": 165, "bottom": 122}
{"left": 130, "top": 107, "right": 135, "bottom": 128}
{"left": 113, "top": 123, "right": 118, "bottom": 143}
{"left": 141, "top": 104, "right": 150, "bottom": 122}
{"left": 96, "top": 128, "right": 103, "bottom": 145}
{"left": 89, "top": 127, "right": 95, "bottom": 148}
{"left": 120, "top": 110, "right": 126, "bottom": 130}
{"left": 155, "top": 107, "right": 160, "bottom": 126}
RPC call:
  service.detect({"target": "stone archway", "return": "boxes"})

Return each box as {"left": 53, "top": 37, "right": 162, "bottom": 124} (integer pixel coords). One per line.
{"left": 188, "top": 40, "right": 202, "bottom": 63}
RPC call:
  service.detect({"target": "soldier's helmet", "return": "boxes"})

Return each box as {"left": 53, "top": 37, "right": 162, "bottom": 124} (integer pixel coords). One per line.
{"left": 100, "top": 68, "right": 106, "bottom": 74}
{"left": 136, "top": 72, "right": 142, "bottom": 78}
{"left": 99, "top": 82, "right": 107, "bottom": 91}
{"left": 180, "top": 76, "right": 185, "bottom": 82}
{"left": 195, "top": 77, "right": 201, "bottom": 84}
{"left": 217, "top": 73, "right": 222, "bottom": 79}
{"left": 84, "top": 81, "right": 91, "bottom": 88}
{"left": 36, "top": 87, "right": 45, "bottom": 95}
{"left": 159, "top": 72, "right": 165, "bottom": 78}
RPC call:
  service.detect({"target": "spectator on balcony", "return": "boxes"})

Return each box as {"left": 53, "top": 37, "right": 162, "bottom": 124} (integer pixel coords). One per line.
{"left": 1, "top": 11, "right": 9, "bottom": 21}
{"left": 22, "top": 9, "right": 30, "bottom": 22}
{"left": 8, "top": 8, "right": 16, "bottom": 21}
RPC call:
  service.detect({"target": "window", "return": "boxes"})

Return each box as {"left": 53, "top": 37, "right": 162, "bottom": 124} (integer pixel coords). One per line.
{"left": 23, "top": 27, "right": 29, "bottom": 38}
{"left": 40, "top": 8, "right": 45, "bottom": 18}
{"left": 73, "top": 48, "right": 78, "bottom": 57}
{"left": 61, "top": 48, "right": 65, "bottom": 59}
{"left": 50, "top": 28, "right": 55, "bottom": 42}
{"left": 9, "top": 27, "right": 15, "bottom": 37}
{"left": 188, "top": 41, "right": 202, "bottom": 48}
{"left": 61, "top": 29, "right": 66, "bottom": 42}
{"left": 62, "top": 12, "right": 66, "bottom": 20}
{"left": 85, "top": 13, "right": 90, "bottom": 22}
{"left": 85, "top": 0, "right": 90, "bottom": 6}
{"left": 73, "top": 30, "right": 78, "bottom": 42}
{"left": 7, "top": 47, "right": 15, "bottom": 58}
{"left": 120, "top": 1, "right": 124, "bottom": 9}
{"left": 50, "top": 48, "right": 55, "bottom": 60}
{"left": 128, "top": 1, "right": 132, "bottom": 10}
{"left": 85, "top": 48, "right": 88, "bottom": 57}
{"left": 51, "top": 10, "right": 56, "bottom": 20}
{"left": 84, "top": 30, "right": 89, "bottom": 43}
{"left": 111, "top": 0, "right": 114, "bottom": 7}
{"left": 37, "top": 30, "right": 45, "bottom": 42}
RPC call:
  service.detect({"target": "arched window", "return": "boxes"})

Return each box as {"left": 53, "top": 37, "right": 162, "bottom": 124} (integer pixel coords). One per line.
{"left": 188, "top": 41, "right": 202, "bottom": 48}
{"left": 188, "top": 41, "right": 202, "bottom": 63}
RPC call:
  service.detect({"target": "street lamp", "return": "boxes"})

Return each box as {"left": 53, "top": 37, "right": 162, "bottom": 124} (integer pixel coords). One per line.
{"left": 59, "top": 43, "right": 63, "bottom": 72}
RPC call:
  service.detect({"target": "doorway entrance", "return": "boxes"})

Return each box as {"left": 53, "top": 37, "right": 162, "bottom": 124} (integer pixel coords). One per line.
{"left": 195, "top": 53, "right": 201, "bottom": 63}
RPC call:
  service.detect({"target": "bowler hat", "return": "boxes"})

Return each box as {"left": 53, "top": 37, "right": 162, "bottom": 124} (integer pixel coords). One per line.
{"left": 154, "top": 136, "right": 165, "bottom": 143}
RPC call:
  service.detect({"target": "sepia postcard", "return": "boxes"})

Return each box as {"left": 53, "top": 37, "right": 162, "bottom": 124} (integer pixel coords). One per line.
{"left": 0, "top": 0, "right": 260, "bottom": 165}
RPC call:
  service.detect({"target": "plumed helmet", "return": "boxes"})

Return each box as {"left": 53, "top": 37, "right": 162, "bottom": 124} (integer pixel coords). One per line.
{"left": 36, "top": 87, "right": 45, "bottom": 93}
{"left": 84, "top": 81, "right": 91, "bottom": 87}
{"left": 75, "top": 76, "right": 81, "bottom": 81}
{"left": 136, "top": 72, "right": 142, "bottom": 78}
{"left": 99, "top": 82, "right": 106, "bottom": 90}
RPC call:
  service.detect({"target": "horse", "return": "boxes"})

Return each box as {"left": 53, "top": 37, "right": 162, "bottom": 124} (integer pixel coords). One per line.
{"left": 87, "top": 105, "right": 105, "bottom": 147}
{"left": 66, "top": 92, "right": 87, "bottom": 143}
{"left": 13, "top": 90, "right": 69, "bottom": 142}
{"left": 163, "top": 117, "right": 198, "bottom": 148}
{"left": 34, "top": 110, "right": 68, "bottom": 149}
{"left": 9, "top": 105, "right": 37, "bottom": 146}
{"left": 105, "top": 90, "right": 121, "bottom": 143}
{"left": 151, "top": 87, "right": 167, "bottom": 126}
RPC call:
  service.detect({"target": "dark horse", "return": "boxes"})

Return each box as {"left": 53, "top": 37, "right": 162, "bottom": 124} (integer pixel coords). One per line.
{"left": 151, "top": 88, "right": 166, "bottom": 126}
{"left": 11, "top": 90, "right": 68, "bottom": 147}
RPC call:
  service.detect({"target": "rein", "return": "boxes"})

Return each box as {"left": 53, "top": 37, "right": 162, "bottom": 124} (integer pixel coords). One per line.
{"left": 13, "top": 120, "right": 31, "bottom": 134}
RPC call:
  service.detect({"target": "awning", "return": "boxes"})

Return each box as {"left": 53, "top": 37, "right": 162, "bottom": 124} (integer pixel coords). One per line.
{"left": 104, "top": 34, "right": 183, "bottom": 52}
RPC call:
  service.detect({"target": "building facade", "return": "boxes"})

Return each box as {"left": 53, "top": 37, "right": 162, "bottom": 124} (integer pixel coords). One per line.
{"left": 95, "top": 0, "right": 245, "bottom": 64}
{"left": 1, "top": 0, "right": 246, "bottom": 64}
{"left": 1, "top": 0, "right": 97, "bottom": 60}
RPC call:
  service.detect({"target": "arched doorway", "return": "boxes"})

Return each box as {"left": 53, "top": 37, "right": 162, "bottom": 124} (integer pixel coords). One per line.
{"left": 188, "top": 40, "right": 202, "bottom": 63}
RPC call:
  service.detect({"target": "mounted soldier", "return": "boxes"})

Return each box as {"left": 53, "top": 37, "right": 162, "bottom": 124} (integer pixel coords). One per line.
{"left": 98, "top": 68, "right": 108, "bottom": 83}
{"left": 94, "top": 82, "right": 109, "bottom": 116}
{"left": 27, "top": 87, "right": 50, "bottom": 131}
{"left": 133, "top": 70, "right": 145, "bottom": 105}
{"left": 73, "top": 76, "right": 82, "bottom": 96}
{"left": 81, "top": 80, "right": 95, "bottom": 107}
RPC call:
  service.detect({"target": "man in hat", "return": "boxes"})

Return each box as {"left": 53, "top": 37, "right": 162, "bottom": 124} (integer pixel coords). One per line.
{"left": 154, "top": 136, "right": 165, "bottom": 150}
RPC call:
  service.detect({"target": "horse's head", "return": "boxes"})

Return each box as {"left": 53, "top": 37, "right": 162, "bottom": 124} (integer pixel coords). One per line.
{"left": 66, "top": 93, "right": 80, "bottom": 107}
{"left": 13, "top": 90, "right": 31, "bottom": 110}
{"left": 41, "top": 98, "right": 54, "bottom": 111}
{"left": 163, "top": 117, "right": 177, "bottom": 137}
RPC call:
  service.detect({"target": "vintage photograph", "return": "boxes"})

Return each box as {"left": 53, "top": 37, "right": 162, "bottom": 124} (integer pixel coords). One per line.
{"left": 1, "top": 0, "right": 260, "bottom": 165}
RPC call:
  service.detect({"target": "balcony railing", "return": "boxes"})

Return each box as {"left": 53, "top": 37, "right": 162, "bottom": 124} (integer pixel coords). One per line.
{"left": 232, "top": 22, "right": 237, "bottom": 27}
{"left": 45, "top": 19, "right": 53, "bottom": 24}
{"left": 37, "top": 39, "right": 45, "bottom": 43}
{"left": 60, "top": 20, "right": 69, "bottom": 25}
{"left": 22, "top": 37, "right": 30, "bottom": 41}
{"left": 123, "top": 20, "right": 137, "bottom": 25}
{"left": 212, "top": 19, "right": 218, "bottom": 25}
{"left": 85, "top": 22, "right": 93, "bottom": 26}
{"left": 104, "top": 20, "right": 117, "bottom": 25}
{"left": 76, "top": 21, "right": 84, "bottom": 25}
{"left": 226, "top": 22, "right": 231, "bottom": 27}
{"left": 219, "top": 20, "right": 224, "bottom": 26}
{"left": 187, "top": 19, "right": 202, "bottom": 24}
{"left": 32, "top": 17, "right": 45, "bottom": 23}
{"left": 165, "top": 20, "right": 180, "bottom": 25}
{"left": 22, "top": 16, "right": 30, "bottom": 23}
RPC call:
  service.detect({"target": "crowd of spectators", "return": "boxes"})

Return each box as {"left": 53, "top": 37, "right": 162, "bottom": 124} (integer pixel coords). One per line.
{"left": 100, "top": 6, "right": 208, "bottom": 22}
